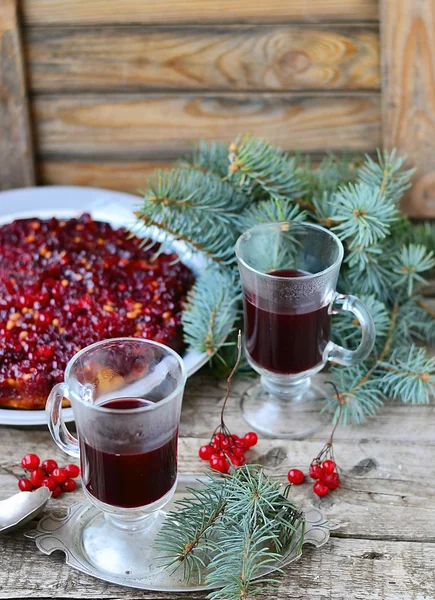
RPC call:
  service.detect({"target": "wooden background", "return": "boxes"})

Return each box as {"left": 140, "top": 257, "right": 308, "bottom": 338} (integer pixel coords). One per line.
{"left": 0, "top": 0, "right": 434, "bottom": 216}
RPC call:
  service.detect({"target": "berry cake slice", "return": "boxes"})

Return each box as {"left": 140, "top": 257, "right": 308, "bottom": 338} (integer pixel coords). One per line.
{"left": 0, "top": 213, "right": 194, "bottom": 409}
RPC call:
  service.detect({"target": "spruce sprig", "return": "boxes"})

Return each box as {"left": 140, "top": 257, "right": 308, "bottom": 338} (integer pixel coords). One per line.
{"left": 380, "top": 346, "right": 435, "bottom": 404}
{"left": 155, "top": 465, "right": 304, "bottom": 598}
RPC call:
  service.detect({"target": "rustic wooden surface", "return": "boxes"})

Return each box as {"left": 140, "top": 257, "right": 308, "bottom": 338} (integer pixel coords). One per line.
{"left": 32, "top": 93, "right": 381, "bottom": 159}
{"left": 1, "top": 372, "right": 435, "bottom": 599}
{"left": 20, "top": 0, "right": 379, "bottom": 25}
{"left": 381, "top": 0, "right": 435, "bottom": 218}
{"left": 0, "top": 0, "right": 35, "bottom": 190}
{"left": 24, "top": 26, "right": 380, "bottom": 92}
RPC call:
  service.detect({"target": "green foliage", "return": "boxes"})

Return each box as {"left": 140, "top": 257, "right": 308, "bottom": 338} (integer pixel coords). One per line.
{"left": 182, "top": 267, "right": 241, "bottom": 356}
{"left": 380, "top": 346, "right": 435, "bottom": 404}
{"left": 136, "top": 136, "right": 435, "bottom": 425}
{"left": 156, "top": 465, "right": 304, "bottom": 599}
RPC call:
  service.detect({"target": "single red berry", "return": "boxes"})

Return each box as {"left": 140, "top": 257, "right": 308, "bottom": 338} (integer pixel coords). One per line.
{"left": 313, "top": 481, "right": 329, "bottom": 497}
{"left": 198, "top": 445, "right": 214, "bottom": 461}
{"left": 18, "top": 478, "right": 33, "bottom": 492}
{"left": 322, "top": 459, "right": 336, "bottom": 475}
{"left": 309, "top": 463, "right": 324, "bottom": 480}
{"left": 229, "top": 455, "right": 246, "bottom": 467}
{"left": 41, "top": 459, "right": 58, "bottom": 474}
{"left": 52, "top": 467, "right": 68, "bottom": 484}
{"left": 52, "top": 485, "right": 62, "bottom": 499}
{"left": 210, "top": 456, "right": 229, "bottom": 474}
{"left": 42, "top": 476, "right": 57, "bottom": 492}
{"left": 221, "top": 437, "right": 230, "bottom": 450}
{"left": 322, "top": 472, "right": 340, "bottom": 490}
{"left": 287, "top": 469, "right": 305, "bottom": 485}
{"left": 65, "top": 464, "right": 80, "bottom": 478}
{"left": 243, "top": 432, "right": 258, "bottom": 448}
{"left": 232, "top": 445, "right": 245, "bottom": 458}
{"left": 62, "top": 478, "right": 77, "bottom": 493}
{"left": 21, "top": 453, "right": 40, "bottom": 470}
{"left": 30, "top": 467, "right": 46, "bottom": 488}
{"left": 212, "top": 433, "right": 224, "bottom": 449}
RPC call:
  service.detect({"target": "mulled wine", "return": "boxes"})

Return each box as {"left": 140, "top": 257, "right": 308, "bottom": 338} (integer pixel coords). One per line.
{"left": 80, "top": 398, "right": 178, "bottom": 508}
{"left": 244, "top": 269, "right": 331, "bottom": 374}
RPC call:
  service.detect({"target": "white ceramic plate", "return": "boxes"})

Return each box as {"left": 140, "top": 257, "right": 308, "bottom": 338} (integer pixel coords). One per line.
{"left": 0, "top": 186, "right": 211, "bottom": 426}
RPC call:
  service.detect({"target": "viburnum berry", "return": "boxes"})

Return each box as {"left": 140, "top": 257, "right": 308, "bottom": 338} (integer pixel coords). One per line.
{"left": 18, "top": 478, "right": 33, "bottom": 492}
{"left": 229, "top": 455, "right": 246, "bottom": 467}
{"left": 287, "top": 469, "right": 305, "bottom": 485}
{"left": 198, "top": 445, "right": 214, "bottom": 461}
{"left": 21, "top": 453, "right": 40, "bottom": 470}
{"left": 309, "top": 463, "right": 324, "bottom": 480}
{"left": 42, "top": 476, "right": 57, "bottom": 492}
{"left": 65, "top": 464, "right": 80, "bottom": 478}
{"left": 30, "top": 468, "right": 46, "bottom": 488}
{"left": 52, "top": 485, "right": 62, "bottom": 499}
{"left": 52, "top": 468, "right": 68, "bottom": 484}
{"left": 322, "top": 459, "right": 336, "bottom": 475}
{"left": 322, "top": 472, "right": 340, "bottom": 490}
{"left": 41, "top": 459, "right": 58, "bottom": 474}
{"left": 313, "top": 481, "right": 329, "bottom": 497}
{"left": 243, "top": 432, "right": 258, "bottom": 448}
{"left": 62, "top": 479, "right": 77, "bottom": 493}
{"left": 210, "top": 455, "right": 229, "bottom": 474}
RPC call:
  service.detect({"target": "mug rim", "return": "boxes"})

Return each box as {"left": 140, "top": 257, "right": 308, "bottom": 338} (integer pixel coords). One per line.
{"left": 235, "top": 221, "right": 344, "bottom": 281}
{"left": 64, "top": 337, "right": 187, "bottom": 413}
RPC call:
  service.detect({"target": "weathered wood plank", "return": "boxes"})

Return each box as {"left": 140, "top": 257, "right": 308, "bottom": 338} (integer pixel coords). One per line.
{"left": 1, "top": 418, "right": 435, "bottom": 542}
{"left": 38, "top": 159, "right": 174, "bottom": 192}
{"left": 381, "top": 0, "right": 435, "bottom": 217}
{"left": 1, "top": 529, "right": 434, "bottom": 598}
{"left": 25, "top": 26, "right": 380, "bottom": 92}
{"left": 20, "top": 0, "right": 379, "bottom": 26}
{"left": 32, "top": 93, "right": 381, "bottom": 158}
{"left": 0, "top": 0, "right": 35, "bottom": 190}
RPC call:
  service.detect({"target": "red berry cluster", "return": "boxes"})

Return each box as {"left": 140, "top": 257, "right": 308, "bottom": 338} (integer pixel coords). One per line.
{"left": 287, "top": 459, "right": 340, "bottom": 497}
{"left": 18, "top": 453, "right": 80, "bottom": 498}
{"left": 198, "top": 431, "right": 258, "bottom": 474}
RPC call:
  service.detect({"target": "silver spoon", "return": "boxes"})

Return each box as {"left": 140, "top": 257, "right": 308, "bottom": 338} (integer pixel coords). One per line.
{"left": 0, "top": 487, "right": 51, "bottom": 534}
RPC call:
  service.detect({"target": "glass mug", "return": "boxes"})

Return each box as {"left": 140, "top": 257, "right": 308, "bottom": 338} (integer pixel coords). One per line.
{"left": 46, "top": 337, "right": 186, "bottom": 578}
{"left": 236, "top": 222, "right": 375, "bottom": 438}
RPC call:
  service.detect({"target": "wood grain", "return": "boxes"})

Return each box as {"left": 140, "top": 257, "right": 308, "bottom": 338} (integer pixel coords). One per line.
{"left": 0, "top": 0, "right": 35, "bottom": 190}
{"left": 38, "top": 159, "right": 174, "bottom": 192}
{"left": 381, "top": 0, "right": 435, "bottom": 217}
{"left": 32, "top": 93, "right": 381, "bottom": 158}
{"left": 20, "top": 0, "right": 379, "bottom": 26}
{"left": 24, "top": 26, "right": 380, "bottom": 92}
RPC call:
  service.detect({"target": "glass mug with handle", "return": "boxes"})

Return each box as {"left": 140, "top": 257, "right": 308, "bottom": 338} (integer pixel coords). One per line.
{"left": 236, "top": 221, "right": 375, "bottom": 438}
{"left": 46, "top": 337, "right": 186, "bottom": 579}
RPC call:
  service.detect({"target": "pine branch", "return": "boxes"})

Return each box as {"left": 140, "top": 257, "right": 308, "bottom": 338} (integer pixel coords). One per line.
{"left": 358, "top": 149, "right": 415, "bottom": 203}
{"left": 228, "top": 135, "right": 306, "bottom": 201}
{"left": 181, "top": 140, "right": 231, "bottom": 179}
{"left": 237, "top": 199, "right": 307, "bottom": 231}
{"left": 380, "top": 346, "right": 435, "bottom": 404}
{"left": 332, "top": 182, "right": 399, "bottom": 248}
{"left": 391, "top": 244, "right": 435, "bottom": 297}
{"left": 182, "top": 267, "right": 241, "bottom": 355}
{"left": 408, "top": 222, "right": 435, "bottom": 254}
{"left": 136, "top": 168, "right": 246, "bottom": 263}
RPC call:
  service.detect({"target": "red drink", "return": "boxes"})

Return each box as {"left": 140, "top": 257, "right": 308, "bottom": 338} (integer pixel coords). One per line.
{"left": 80, "top": 398, "right": 178, "bottom": 508}
{"left": 244, "top": 269, "right": 331, "bottom": 374}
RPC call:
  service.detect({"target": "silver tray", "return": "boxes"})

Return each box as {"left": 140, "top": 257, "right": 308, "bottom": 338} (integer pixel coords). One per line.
{"left": 26, "top": 475, "right": 335, "bottom": 592}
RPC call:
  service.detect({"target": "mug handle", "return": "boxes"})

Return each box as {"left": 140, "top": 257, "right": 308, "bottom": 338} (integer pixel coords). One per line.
{"left": 326, "top": 294, "right": 376, "bottom": 366}
{"left": 46, "top": 383, "right": 80, "bottom": 458}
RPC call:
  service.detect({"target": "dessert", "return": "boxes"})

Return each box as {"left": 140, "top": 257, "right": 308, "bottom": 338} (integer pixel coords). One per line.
{"left": 0, "top": 213, "right": 195, "bottom": 409}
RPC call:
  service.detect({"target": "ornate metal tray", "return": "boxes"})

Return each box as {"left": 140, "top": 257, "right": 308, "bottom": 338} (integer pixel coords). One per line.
{"left": 26, "top": 475, "right": 336, "bottom": 592}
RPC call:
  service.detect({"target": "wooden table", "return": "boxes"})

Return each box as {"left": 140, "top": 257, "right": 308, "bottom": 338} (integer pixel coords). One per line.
{"left": 1, "top": 373, "right": 435, "bottom": 599}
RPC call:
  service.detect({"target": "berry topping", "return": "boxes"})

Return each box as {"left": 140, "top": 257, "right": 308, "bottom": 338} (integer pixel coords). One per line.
{"left": 287, "top": 468, "right": 305, "bottom": 485}
{"left": 0, "top": 214, "right": 194, "bottom": 409}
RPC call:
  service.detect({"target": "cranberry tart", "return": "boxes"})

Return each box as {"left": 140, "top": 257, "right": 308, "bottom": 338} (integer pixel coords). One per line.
{"left": 0, "top": 213, "right": 194, "bottom": 409}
